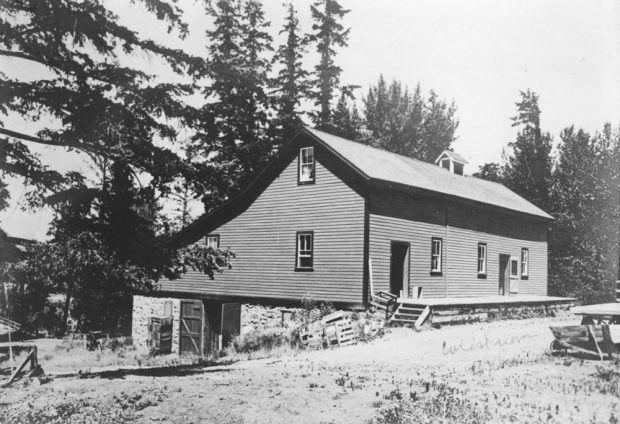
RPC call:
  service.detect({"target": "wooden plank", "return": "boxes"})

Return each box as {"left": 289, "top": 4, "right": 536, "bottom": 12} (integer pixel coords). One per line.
{"left": 601, "top": 325, "right": 615, "bottom": 359}
{"left": 587, "top": 325, "right": 604, "bottom": 361}
{"left": 414, "top": 306, "right": 430, "bottom": 331}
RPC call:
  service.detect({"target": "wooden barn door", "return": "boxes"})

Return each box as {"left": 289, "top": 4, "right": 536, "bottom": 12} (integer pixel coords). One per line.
{"left": 180, "top": 300, "right": 203, "bottom": 355}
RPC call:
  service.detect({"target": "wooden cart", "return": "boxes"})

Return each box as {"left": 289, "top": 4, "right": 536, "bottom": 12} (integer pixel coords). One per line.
{"left": 549, "top": 303, "right": 620, "bottom": 360}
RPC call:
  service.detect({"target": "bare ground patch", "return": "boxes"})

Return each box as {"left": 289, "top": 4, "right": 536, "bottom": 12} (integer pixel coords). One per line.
{"left": 2, "top": 316, "right": 619, "bottom": 423}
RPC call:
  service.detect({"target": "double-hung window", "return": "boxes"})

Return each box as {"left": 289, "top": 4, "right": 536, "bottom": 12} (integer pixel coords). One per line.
{"left": 477, "top": 243, "right": 487, "bottom": 277}
{"left": 206, "top": 234, "right": 220, "bottom": 249}
{"left": 296, "top": 231, "right": 314, "bottom": 270}
{"left": 430, "top": 238, "right": 443, "bottom": 275}
{"left": 521, "top": 248, "right": 529, "bottom": 278}
{"left": 299, "top": 147, "right": 315, "bottom": 184}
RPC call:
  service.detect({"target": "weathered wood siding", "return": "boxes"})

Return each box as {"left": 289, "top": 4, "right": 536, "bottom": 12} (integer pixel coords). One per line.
{"left": 369, "top": 190, "right": 548, "bottom": 298}
{"left": 160, "top": 157, "right": 366, "bottom": 304}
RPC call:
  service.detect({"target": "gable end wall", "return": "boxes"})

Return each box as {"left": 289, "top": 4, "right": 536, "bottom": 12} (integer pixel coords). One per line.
{"left": 159, "top": 157, "right": 366, "bottom": 305}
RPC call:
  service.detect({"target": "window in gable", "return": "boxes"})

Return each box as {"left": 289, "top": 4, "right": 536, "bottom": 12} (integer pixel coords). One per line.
{"left": 299, "top": 147, "right": 315, "bottom": 184}
{"left": 296, "top": 231, "right": 314, "bottom": 271}
{"left": 206, "top": 234, "right": 220, "bottom": 249}
{"left": 430, "top": 238, "right": 443, "bottom": 275}
{"left": 477, "top": 243, "right": 487, "bottom": 277}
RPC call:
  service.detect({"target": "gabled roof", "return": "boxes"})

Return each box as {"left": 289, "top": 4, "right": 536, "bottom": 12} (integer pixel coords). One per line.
{"left": 169, "top": 127, "right": 552, "bottom": 247}
{"left": 305, "top": 127, "right": 552, "bottom": 220}
{"left": 435, "top": 150, "right": 468, "bottom": 164}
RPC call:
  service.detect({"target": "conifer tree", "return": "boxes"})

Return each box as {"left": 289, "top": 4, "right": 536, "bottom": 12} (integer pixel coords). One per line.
{"left": 272, "top": 2, "right": 311, "bottom": 142}
{"left": 331, "top": 92, "right": 362, "bottom": 140}
{"left": 308, "top": 0, "right": 350, "bottom": 131}
{"left": 0, "top": 1, "right": 233, "bottom": 333}
{"left": 502, "top": 90, "right": 553, "bottom": 210}
{"left": 195, "top": 0, "right": 274, "bottom": 211}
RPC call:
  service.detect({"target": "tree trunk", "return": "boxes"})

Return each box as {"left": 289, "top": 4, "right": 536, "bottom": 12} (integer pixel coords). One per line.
{"left": 62, "top": 286, "right": 73, "bottom": 334}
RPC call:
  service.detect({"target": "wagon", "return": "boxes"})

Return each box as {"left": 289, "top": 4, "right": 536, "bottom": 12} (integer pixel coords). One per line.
{"left": 549, "top": 303, "right": 620, "bottom": 360}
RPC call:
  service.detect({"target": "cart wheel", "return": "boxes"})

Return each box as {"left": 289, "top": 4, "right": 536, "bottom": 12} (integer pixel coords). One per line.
{"left": 550, "top": 340, "right": 564, "bottom": 355}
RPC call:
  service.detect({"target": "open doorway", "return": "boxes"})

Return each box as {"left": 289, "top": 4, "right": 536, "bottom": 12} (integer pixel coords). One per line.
{"left": 498, "top": 254, "right": 510, "bottom": 296}
{"left": 390, "top": 241, "right": 410, "bottom": 297}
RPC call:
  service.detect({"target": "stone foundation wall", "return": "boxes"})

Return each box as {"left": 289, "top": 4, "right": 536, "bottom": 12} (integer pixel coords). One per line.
{"left": 241, "top": 304, "right": 304, "bottom": 334}
{"left": 429, "top": 301, "right": 574, "bottom": 326}
{"left": 132, "top": 295, "right": 182, "bottom": 354}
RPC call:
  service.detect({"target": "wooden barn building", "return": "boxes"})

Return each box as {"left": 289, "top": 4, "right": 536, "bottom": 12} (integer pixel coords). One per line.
{"left": 132, "top": 127, "right": 573, "bottom": 355}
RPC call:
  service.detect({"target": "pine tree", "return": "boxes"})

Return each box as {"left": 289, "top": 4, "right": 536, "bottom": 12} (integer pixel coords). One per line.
{"left": 502, "top": 90, "right": 553, "bottom": 210}
{"left": 308, "top": 0, "right": 350, "bottom": 131}
{"left": 272, "top": 2, "right": 311, "bottom": 142}
{"left": 195, "top": 0, "right": 274, "bottom": 212}
{"left": 362, "top": 77, "right": 458, "bottom": 162}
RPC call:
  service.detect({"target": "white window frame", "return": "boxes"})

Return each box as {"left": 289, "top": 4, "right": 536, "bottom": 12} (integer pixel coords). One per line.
{"left": 431, "top": 238, "right": 442, "bottom": 274}
{"left": 206, "top": 235, "right": 220, "bottom": 249}
{"left": 477, "top": 243, "right": 487, "bottom": 275}
{"left": 299, "top": 147, "right": 315, "bottom": 183}
{"left": 296, "top": 231, "right": 314, "bottom": 270}
{"left": 521, "top": 248, "right": 529, "bottom": 277}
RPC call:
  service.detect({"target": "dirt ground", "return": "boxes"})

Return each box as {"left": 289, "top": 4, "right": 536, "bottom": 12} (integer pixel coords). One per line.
{"left": 2, "top": 315, "right": 619, "bottom": 423}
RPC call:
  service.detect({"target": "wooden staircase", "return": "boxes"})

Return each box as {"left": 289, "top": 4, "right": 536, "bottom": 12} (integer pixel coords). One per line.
{"left": 370, "top": 292, "right": 431, "bottom": 330}
{"left": 0, "top": 316, "right": 21, "bottom": 333}
{"left": 391, "top": 302, "right": 430, "bottom": 330}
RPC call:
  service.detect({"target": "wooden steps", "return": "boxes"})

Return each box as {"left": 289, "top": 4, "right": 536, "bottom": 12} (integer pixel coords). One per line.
{"left": 390, "top": 302, "right": 430, "bottom": 330}
{"left": 370, "top": 292, "right": 431, "bottom": 330}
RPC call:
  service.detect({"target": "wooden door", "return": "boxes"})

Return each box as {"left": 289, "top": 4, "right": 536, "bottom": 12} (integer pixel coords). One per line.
{"left": 498, "top": 254, "right": 510, "bottom": 296}
{"left": 180, "top": 300, "right": 203, "bottom": 355}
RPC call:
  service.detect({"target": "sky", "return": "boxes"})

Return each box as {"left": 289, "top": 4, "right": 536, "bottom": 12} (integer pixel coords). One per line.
{"left": 1, "top": 0, "right": 619, "bottom": 240}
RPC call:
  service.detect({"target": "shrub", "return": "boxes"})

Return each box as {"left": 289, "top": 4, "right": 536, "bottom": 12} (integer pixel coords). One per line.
{"left": 231, "top": 327, "right": 292, "bottom": 354}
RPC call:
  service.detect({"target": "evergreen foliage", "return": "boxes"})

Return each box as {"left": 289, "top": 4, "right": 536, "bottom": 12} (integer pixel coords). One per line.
{"left": 0, "top": 0, "right": 233, "bottom": 333}
{"left": 502, "top": 90, "right": 553, "bottom": 211}
{"left": 362, "top": 75, "right": 459, "bottom": 162}
{"left": 272, "top": 2, "right": 311, "bottom": 142}
{"left": 475, "top": 91, "right": 620, "bottom": 303}
{"left": 194, "top": 0, "right": 275, "bottom": 211}
{"left": 308, "top": 0, "right": 350, "bottom": 131}
{"left": 548, "top": 125, "right": 620, "bottom": 303}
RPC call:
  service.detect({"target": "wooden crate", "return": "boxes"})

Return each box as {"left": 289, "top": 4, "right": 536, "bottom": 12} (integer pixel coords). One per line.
{"left": 335, "top": 319, "right": 358, "bottom": 347}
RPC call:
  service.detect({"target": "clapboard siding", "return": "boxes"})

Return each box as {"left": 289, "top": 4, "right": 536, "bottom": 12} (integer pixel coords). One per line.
{"left": 369, "top": 189, "right": 548, "bottom": 298}
{"left": 160, "top": 157, "right": 366, "bottom": 304}
{"left": 369, "top": 214, "right": 448, "bottom": 298}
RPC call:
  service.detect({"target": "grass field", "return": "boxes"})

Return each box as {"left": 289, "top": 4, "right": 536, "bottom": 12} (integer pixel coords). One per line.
{"left": 1, "top": 315, "right": 619, "bottom": 423}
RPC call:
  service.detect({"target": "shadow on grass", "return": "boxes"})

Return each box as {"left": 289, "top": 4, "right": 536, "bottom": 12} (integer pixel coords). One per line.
{"left": 49, "top": 359, "right": 237, "bottom": 381}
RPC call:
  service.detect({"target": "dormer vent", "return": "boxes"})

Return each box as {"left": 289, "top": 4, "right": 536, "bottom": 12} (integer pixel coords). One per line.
{"left": 434, "top": 150, "right": 468, "bottom": 176}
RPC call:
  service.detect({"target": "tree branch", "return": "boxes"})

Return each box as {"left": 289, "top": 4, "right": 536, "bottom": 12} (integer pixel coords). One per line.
{"left": 0, "top": 127, "right": 99, "bottom": 156}
{"left": 0, "top": 49, "right": 48, "bottom": 67}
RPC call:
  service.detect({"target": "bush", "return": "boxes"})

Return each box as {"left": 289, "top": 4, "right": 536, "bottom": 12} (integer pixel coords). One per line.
{"left": 231, "top": 327, "right": 292, "bottom": 354}
{"left": 294, "top": 294, "right": 335, "bottom": 326}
